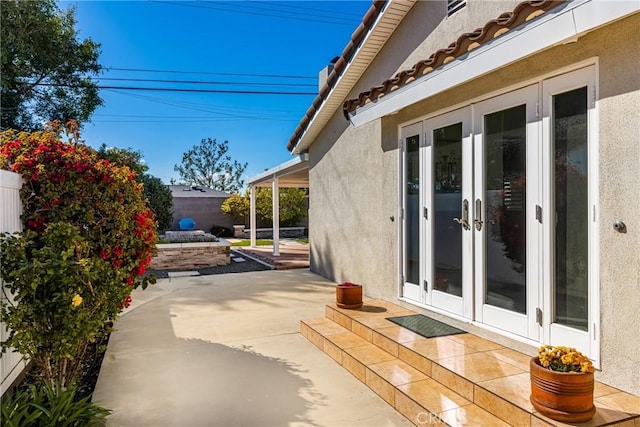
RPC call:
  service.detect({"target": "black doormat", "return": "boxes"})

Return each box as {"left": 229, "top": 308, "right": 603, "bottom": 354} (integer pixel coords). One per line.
{"left": 386, "top": 314, "right": 465, "bottom": 339}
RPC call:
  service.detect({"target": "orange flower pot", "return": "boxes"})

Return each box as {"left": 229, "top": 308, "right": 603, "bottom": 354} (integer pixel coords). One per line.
{"left": 530, "top": 357, "right": 595, "bottom": 423}
{"left": 336, "top": 284, "right": 362, "bottom": 309}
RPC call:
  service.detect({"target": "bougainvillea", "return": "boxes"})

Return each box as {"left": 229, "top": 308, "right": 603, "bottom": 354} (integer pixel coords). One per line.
{"left": 0, "top": 121, "right": 157, "bottom": 387}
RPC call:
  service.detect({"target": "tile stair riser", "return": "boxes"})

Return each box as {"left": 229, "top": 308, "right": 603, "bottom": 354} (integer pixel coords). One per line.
{"left": 304, "top": 305, "right": 640, "bottom": 427}
{"left": 323, "top": 338, "right": 343, "bottom": 364}
{"left": 301, "top": 318, "right": 507, "bottom": 427}
{"left": 473, "top": 385, "right": 531, "bottom": 426}
{"left": 372, "top": 330, "right": 400, "bottom": 357}
{"left": 332, "top": 310, "right": 352, "bottom": 329}
{"left": 320, "top": 306, "right": 530, "bottom": 426}
{"left": 326, "top": 305, "right": 531, "bottom": 418}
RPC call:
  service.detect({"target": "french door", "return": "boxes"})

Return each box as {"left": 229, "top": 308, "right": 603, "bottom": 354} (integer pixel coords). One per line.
{"left": 400, "top": 122, "right": 423, "bottom": 304}
{"left": 472, "top": 85, "right": 540, "bottom": 340}
{"left": 400, "top": 66, "right": 597, "bottom": 358}
{"left": 541, "top": 66, "right": 597, "bottom": 359}
{"left": 423, "top": 107, "right": 473, "bottom": 318}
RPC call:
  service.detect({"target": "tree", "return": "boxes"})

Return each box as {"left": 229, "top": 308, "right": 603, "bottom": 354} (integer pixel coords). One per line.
{"left": 98, "top": 145, "right": 174, "bottom": 232}
{"left": 1, "top": 0, "right": 102, "bottom": 131}
{"left": 256, "top": 187, "right": 308, "bottom": 226}
{"left": 174, "top": 138, "right": 247, "bottom": 193}
{"left": 221, "top": 192, "right": 250, "bottom": 225}
{"left": 222, "top": 188, "right": 308, "bottom": 227}
{"left": 139, "top": 174, "right": 173, "bottom": 232}
{"left": 97, "top": 144, "right": 148, "bottom": 176}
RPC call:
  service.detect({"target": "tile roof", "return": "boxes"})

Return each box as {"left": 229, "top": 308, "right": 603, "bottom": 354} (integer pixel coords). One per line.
{"left": 286, "top": 0, "right": 387, "bottom": 152}
{"left": 342, "top": 0, "right": 564, "bottom": 117}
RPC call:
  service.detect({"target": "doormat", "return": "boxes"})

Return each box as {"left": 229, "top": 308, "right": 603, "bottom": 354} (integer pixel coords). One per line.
{"left": 386, "top": 314, "right": 465, "bottom": 339}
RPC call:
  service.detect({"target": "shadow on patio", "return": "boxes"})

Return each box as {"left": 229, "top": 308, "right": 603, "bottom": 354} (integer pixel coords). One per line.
{"left": 92, "top": 269, "right": 412, "bottom": 427}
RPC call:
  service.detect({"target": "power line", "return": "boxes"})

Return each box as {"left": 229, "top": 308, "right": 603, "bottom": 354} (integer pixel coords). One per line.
{"left": 206, "top": 1, "right": 362, "bottom": 24}
{"left": 104, "top": 67, "right": 316, "bottom": 80}
{"left": 104, "top": 89, "right": 303, "bottom": 116}
{"left": 95, "top": 113, "right": 297, "bottom": 119}
{"left": 152, "top": 1, "right": 357, "bottom": 27}
{"left": 95, "top": 77, "right": 316, "bottom": 87}
{"left": 91, "top": 117, "right": 293, "bottom": 123}
{"left": 257, "top": 1, "right": 364, "bottom": 18}
{"left": 34, "top": 82, "right": 316, "bottom": 96}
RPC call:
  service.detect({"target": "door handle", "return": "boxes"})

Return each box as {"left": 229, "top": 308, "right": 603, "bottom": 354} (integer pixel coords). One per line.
{"left": 474, "top": 198, "right": 483, "bottom": 231}
{"left": 453, "top": 199, "right": 470, "bottom": 230}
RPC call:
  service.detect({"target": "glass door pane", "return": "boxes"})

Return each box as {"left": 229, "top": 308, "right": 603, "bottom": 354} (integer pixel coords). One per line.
{"left": 405, "top": 135, "right": 420, "bottom": 285}
{"left": 433, "top": 123, "right": 463, "bottom": 297}
{"left": 553, "top": 87, "right": 588, "bottom": 331}
{"left": 484, "top": 105, "right": 527, "bottom": 314}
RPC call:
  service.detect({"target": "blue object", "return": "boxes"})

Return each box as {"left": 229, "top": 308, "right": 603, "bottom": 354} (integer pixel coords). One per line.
{"left": 179, "top": 218, "right": 196, "bottom": 230}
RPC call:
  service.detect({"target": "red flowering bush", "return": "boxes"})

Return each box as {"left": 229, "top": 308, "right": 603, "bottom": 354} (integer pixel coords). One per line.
{"left": 338, "top": 282, "right": 360, "bottom": 287}
{"left": 0, "top": 121, "right": 157, "bottom": 387}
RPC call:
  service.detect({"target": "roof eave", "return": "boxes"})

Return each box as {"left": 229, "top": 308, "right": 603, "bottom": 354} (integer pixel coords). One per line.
{"left": 345, "top": 0, "right": 640, "bottom": 124}
{"left": 289, "top": 0, "right": 416, "bottom": 155}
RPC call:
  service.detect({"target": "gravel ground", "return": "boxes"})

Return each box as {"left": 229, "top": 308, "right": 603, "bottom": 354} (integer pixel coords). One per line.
{"left": 147, "top": 250, "right": 271, "bottom": 279}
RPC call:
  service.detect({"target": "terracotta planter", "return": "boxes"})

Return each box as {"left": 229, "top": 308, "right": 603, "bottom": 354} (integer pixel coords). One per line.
{"left": 336, "top": 284, "right": 362, "bottom": 309}
{"left": 530, "top": 357, "right": 595, "bottom": 423}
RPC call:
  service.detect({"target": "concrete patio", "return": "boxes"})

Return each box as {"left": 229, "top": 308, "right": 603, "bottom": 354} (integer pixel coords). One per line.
{"left": 92, "top": 269, "right": 411, "bottom": 427}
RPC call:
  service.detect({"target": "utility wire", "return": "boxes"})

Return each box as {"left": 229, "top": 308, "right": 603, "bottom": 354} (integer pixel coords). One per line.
{"left": 205, "top": 1, "right": 361, "bottom": 24}
{"left": 103, "top": 67, "right": 316, "bottom": 80}
{"left": 153, "top": 1, "right": 357, "bottom": 27}
{"left": 95, "top": 114, "right": 297, "bottom": 119}
{"left": 105, "top": 89, "right": 302, "bottom": 115}
{"left": 33, "top": 82, "right": 316, "bottom": 96}
{"left": 95, "top": 77, "right": 316, "bottom": 87}
{"left": 256, "top": 1, "right": 364, "bottom": 18}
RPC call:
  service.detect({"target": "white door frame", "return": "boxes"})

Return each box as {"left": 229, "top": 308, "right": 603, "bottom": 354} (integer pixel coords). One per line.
{"left": 400, "top": 121, "right": 424, "bottom": 304}
{"left": 423, "top": 107, "right": 473, "bottom": 318}
{"left": 396, "top": 64, "right": 599, "bottom": 362}
{"left": 472, "top": 84, "right": 540, "bottom": 340}
{"left": 541, "top": 65, "right": 599, "bottom": 364}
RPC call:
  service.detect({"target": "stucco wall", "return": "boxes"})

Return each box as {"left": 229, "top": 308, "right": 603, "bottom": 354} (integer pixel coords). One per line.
{"left": 170, "top": 197, "right": 233, "bottom": 232}
{"left": 309, "top": 115, "right": 399, "bottom": 295}
{"left": 387, "top": 14, "right": 640, "bottom": 394}
{"left": 308, "top": 0, "right": 549, "bottom": 306}
{"left": 308, "top": 6, "right": 640, "bottom": 394}
{"left": 592, "top": 14, "right": 640, "bottom": 395}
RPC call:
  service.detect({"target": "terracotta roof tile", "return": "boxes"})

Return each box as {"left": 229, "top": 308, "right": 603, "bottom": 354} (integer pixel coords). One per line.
{"left": 287, "top": 0, "right": 387, "bottom": 152}
{"left": 342, "top": 0, "right": 564, "bottom": 118}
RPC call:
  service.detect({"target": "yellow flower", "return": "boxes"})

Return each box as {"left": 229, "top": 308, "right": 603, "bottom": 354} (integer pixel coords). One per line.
{"left": 72, "top": 294, "right": 83, "bottom": 307}
{"left": 537, "top": 344, "right": 594, "bottom": 373}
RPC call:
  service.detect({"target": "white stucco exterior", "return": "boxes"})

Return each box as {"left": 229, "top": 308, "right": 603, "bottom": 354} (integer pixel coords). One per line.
{"left": 301, "top": 1, "right": 639, "bottom": 395}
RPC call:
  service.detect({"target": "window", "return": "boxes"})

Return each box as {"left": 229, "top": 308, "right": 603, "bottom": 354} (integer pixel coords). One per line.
{"left": 447, "top": 0, "right": 467, "bottom": 17}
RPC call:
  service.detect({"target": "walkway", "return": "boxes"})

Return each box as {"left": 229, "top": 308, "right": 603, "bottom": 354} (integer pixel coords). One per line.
{"left": 233, "top": 239, "right": 310, "bottom": 270}
{"left": 92, "top": 269, "right": 410, "bottom": 427}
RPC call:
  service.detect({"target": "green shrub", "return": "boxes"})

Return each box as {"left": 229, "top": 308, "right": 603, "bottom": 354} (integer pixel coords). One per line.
{"left": 220, "top": 192, "right": 249, "bottom": 225}
{"left": 211, "top": 225, "right": 233, "bottom": 237}
{"left": 0, "top": 121, "right": 157, "bottom": 388}
{"left": 1, "top": 382, "right": 110, "bottom": 427}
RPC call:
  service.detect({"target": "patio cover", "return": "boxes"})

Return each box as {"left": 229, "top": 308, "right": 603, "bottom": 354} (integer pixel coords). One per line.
{"left": 247, "top": 154, "right": 309, "bottom": 255}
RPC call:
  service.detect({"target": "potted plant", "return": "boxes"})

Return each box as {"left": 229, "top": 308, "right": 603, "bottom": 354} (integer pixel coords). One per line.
{"left": 530, "top": 345, "right": 596, "bottom": 423}
{"left": 336, "top": 282, "right": 363, "bottom": 309}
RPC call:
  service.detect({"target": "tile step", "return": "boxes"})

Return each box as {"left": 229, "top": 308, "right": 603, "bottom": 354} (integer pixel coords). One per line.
{"left": 300, "top": 300, "right": 640, "bottom": 427}
{"left": 301, "top": 318, "right": 508, "bottom": 426}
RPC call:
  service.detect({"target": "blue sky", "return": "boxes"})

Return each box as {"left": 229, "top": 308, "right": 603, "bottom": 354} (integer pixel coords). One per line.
{"left": 59, "top": 0, "right": 371, "bottom": 185}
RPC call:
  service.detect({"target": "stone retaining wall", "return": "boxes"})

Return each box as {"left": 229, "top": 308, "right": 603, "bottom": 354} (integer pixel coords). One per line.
{"left": 150, "top": 241, "right": 231, "bottom": 270}
{"left": 234, "top": 226, "right": 307, "bottom": 239}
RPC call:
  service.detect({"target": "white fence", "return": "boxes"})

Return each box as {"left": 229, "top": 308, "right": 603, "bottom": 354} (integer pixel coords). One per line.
{"left": 0, "top": 170, "right": 26, "bottom": 394}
